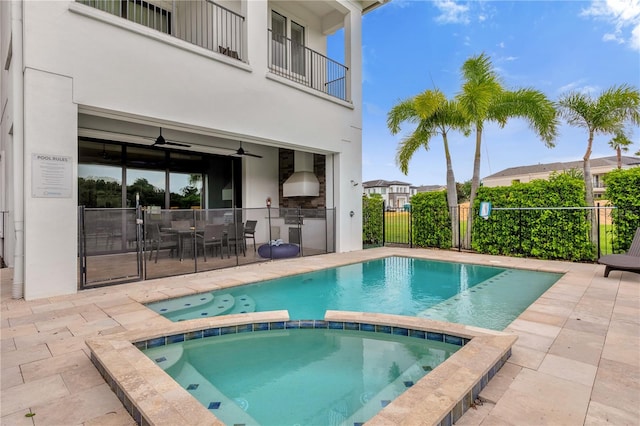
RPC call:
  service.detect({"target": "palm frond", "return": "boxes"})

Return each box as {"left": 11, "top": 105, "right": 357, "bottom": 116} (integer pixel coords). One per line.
{"left": 395, "top": 125, "right": 434, "bottom": 175}
{"left": 387, "top": 98, "right": 419, "bottom": 134}
{"left": 491, "top": 89, "right": 559, "bottom": 146}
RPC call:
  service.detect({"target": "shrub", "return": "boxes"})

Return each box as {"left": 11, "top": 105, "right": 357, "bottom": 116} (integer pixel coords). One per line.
{"left": 471, "top": 173, "right": 595, "bottom": 261}
{"left": 411, "top": 191, "right": 452, "bottom": 249}
{"left": 604, "top": 167, "right": 640, "bottom": 252}
{"left": 362, "top": 194, "right": 383, "bottom": 246}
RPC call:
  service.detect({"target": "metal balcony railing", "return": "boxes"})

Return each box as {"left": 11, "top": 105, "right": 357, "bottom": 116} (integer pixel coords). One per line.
{"left": 78, "top": 0, "right": 245, "bottom": 61}
{"left": 268, "top": 30, "right": 349, "bottom": 102}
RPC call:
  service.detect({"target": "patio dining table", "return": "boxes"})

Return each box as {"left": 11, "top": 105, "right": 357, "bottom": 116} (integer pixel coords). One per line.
{"left": 161, "top": 227, "right": 204, "bottom": 261}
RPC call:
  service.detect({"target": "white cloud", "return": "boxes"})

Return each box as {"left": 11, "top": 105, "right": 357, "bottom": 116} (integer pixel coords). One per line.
{"left": 498, "top": 42, "right": 505, "bottom": 48}
{"left": 557, "top": 79, "right": 587, "bottom": 93}
{"left": 603, "top": 32, "right": 625, "bottom": 43}
{"left": 582, "top": 0, "right": 640, "bottom": 51}
{"left": 434, "top": 0, "right": 470, "bottom": 25}
{"left": 557, "top": 80, "right": 601, "bottom": 95}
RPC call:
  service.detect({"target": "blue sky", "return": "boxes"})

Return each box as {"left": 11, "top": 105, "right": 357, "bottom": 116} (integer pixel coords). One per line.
{"left": 357, "top": 0, "right": 640, "bottom": 186}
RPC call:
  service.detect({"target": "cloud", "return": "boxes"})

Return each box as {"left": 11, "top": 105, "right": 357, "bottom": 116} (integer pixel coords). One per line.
{"left": 433, "top": 0, "right": 470, "bottom": 25}
{"left": 582, "top": 0, "right": 640, "bottom": 51}
{"left": 557, "top": 79, "right": 601, "bottom": 95}
{"left": 498, "top": 42, "right": 505, "bottom": 48}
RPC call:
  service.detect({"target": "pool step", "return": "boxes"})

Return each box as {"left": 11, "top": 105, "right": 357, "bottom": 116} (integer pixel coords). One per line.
{"left": 345, "top": 355, "right": 437, "bottom": 425}
{"left": 228, "top": 295, "right": 257, "bottom": 315}
{"left": 146, "top": 292, "right": 214, "bottom": 314}
{"left": 161, "top": 294, "right": 257, "bottom": 321}
{"left": 144, "top": 343, "right": 184, "bottom": 371}
{"left": 167, "top": 294, "right": 236, "bottom": 321}
{"left": 173, "top": 362, "right": 260, "bottom": 425}
{"left": 417, "top": 269, "right": 559, "bottom": 330}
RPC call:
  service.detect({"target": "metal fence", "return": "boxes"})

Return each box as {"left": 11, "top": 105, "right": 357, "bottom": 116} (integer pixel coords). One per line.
{"left": 78, "top": 0, "right": 245, "bottom": 60}
{"left": 365, "top": 203, "right": 640, "bottom": 261}
{"left": 78, "top": 206, "right": 336, "bottom": 288}
{"left": 268, "top": 29, "right": 349, "bottom": 102}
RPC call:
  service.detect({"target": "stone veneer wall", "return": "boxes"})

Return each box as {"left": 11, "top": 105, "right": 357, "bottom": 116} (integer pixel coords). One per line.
{"left": 278, "top": 149, "right": 326, "bottom": 209}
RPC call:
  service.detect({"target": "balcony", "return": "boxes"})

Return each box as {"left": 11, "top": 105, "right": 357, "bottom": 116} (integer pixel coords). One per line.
{"left": 268, "top": 29, "right": 349, "bottom": 102}
{"left": 78, "top": 0, "right": 244, "bottom": 60}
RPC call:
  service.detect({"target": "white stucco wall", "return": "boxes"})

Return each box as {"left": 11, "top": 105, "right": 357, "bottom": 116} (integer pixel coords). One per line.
{"left": 3, "top": 0, "right": 366, "bottom": 298}
{"left": 23, "top": 69, "right": 78, "bottom": 299}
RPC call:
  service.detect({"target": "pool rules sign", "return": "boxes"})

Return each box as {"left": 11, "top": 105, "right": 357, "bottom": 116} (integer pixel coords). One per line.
{"left": 31, "top": 153, "right": 72, "bottom": 198}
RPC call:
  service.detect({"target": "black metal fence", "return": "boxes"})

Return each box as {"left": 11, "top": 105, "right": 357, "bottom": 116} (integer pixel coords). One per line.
{"left": 78, "top": 0, "right": 245, "bottom": 61}
{"left": 78, "top": 206, "right": 336, "bottom": 288}
{"left": 363, "top": 203, "right": 640, "bottom": 261}
{"left": 268, "top": 29, "right": 349, "bottom": 102}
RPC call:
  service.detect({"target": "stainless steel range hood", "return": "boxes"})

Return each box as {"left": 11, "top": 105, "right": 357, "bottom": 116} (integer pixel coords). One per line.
{"left": 283, "top": 151, "right": 320, "bottom": 197}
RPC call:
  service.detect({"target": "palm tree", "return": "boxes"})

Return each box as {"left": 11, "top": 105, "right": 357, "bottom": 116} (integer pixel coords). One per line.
{"left": 387, "top": 89, "right": 470, "bottom": 245}
{"left": 608, "top": 132, "right": 633, "bottom": 169}
{"left": 557, "top": 84, "right": 640, "bottom": 243}
{"left": 456, "top": 53, "right": 558, "bottom": 245}
{"left": 558, "top": 85, "right": 640, "bottom": 205}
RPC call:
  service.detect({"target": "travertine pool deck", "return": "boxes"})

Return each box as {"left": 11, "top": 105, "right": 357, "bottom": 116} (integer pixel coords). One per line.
{"left": 1, "top": 247, "right": 639, "bottom": 425}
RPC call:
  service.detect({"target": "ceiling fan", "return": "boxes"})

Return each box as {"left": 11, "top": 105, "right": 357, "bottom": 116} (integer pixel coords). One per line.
{"left": 153, "top": 128, "right": 190, "bottom": 147}
{"left": 232, "top": 142, "right": 262, "bottom": 158}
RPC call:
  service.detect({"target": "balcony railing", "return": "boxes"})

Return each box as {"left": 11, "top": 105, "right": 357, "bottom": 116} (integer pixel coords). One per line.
{"left": 78, "top": 0, "right": 245, "bottom": 61}
{"left": 268, "top": 30, "right": 349, "bottom": 102}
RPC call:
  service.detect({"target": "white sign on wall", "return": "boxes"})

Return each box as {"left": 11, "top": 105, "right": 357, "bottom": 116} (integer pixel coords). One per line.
{"left": 32, "top": 153, "right": 72, "bottom": 198}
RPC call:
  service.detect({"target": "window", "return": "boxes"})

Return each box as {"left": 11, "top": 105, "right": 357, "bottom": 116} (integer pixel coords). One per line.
{"left": 270, "top": 10, "right": 306, "bottom": 76}
{"left": 291, "top": 21, "right": 305, "bottom": 75}
{"left": 271, "top": 11, "right": 287, "bottom": 69}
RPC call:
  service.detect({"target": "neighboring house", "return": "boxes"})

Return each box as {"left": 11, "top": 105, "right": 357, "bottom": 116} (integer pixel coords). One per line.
{"left": 482, "top": 156, "right": 640, "bottom": 198}
{"left": 0, "top": 0, "right": 389, "bottom": 300}
{"left": 416, "top": 184, "right": 446, "bottom": 193}
{"left": 363, "top": 180, "right": 418, "bottom": 210}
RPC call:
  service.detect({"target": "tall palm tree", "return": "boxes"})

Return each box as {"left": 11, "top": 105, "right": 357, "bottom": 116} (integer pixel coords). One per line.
{"left": 387, "top": 89, "right": 470, "bottom": 245}
{"left": 608, "top": 132, "right": 633, "bottom": 169}
{"left": 557, "top": 84, "right": 640, "bottom": 207}
{"left": 456, "top": 53, "right": 558, "bottom": 245}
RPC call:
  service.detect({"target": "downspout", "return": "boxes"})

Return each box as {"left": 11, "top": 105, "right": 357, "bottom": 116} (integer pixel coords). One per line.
{"left": 11, "top": 0, "right": 24, "bottom": 299}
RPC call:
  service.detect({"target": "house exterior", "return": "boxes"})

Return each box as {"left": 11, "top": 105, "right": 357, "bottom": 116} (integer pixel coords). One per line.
{"left": 482, "top": 156, "right": 640, "bottom": 198}
{"left": 362, "top": 179, "right": 417, "bottom": 210}
{"left": 0, "top": 0, "right": 389, "bottom": 300}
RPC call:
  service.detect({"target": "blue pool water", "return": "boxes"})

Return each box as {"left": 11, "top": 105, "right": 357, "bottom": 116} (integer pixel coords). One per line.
{"left": 144, "top": 327, "right": 461, "bottom": 426}
{"left": 146, "top": 256, "right": 562, "bottom": 330}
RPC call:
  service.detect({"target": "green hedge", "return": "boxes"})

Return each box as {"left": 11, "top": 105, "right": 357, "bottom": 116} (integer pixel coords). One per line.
{"left": 411, "top": 191, "right": 452, "bottom": 249}
{"left": 362, "top": 194, "right": 384, "bottom": 246}
{"left": 471, "top": 173, "right": 595, "bottom": 261}
{"left": 604, "top": 167, "right": 640, "bottom": 253}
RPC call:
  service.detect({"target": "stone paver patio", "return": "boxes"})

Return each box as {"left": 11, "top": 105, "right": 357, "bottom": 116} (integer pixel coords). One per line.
{"left": 1, "top": 247, "right": 638, "bottom": 425}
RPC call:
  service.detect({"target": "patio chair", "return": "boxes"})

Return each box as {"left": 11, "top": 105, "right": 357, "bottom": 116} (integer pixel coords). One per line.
{"left": 148, "top": 224, "right": 178, "bottom": 263}
{"left": 598, "top": 228, "right": 640, "bottom": 277}
{"left": 226, "top": 223, "right": 246, "bottom": 258}
{"left": 244, "top": 220, "right": 258, "bottom": 252}
{"left": 197, "top": 224, "right": 225, "bottom": 261}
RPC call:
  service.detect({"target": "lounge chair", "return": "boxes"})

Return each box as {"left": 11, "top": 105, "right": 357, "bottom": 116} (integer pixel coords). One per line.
{"left": 598, "top": 228, "right": 640, "bottom": 277}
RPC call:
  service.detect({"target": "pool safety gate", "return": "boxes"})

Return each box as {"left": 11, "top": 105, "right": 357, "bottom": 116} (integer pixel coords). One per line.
{"left": 78, "top": 205, "right": 336, "bottom": 289}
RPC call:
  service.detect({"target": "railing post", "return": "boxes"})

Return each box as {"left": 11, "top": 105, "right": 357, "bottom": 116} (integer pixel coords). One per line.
{"left": 382, "top": 201, "right": 386, "bottom": 247}
{"left": 457, "top": 206, "right": 461, "bottom": 252}
{"left": 596, "top": 205, "right": 601, "bottom": 258}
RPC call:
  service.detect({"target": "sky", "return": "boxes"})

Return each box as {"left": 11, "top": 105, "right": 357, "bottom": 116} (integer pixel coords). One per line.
{"left": 356, "top": 0, "right": 640, "bottom": 186}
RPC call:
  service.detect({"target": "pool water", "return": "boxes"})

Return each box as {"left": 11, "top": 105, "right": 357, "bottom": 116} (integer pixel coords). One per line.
{"left": 144, "top": 328, "right": 460, "bottom": 426}
{"left": 147, "top": 256, "right": 562, "bottom": 330}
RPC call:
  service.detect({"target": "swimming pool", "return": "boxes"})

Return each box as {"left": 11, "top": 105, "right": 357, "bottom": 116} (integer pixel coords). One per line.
{"left": 143, "top": 326, "right": 461, "bottom": 425}
{"left": 147, "top": 256, "right": 562, "bottom": 330}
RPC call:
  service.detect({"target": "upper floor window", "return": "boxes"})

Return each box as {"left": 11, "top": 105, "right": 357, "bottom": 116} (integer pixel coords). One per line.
{"left": 270, "top": 10, "right": 305, "bottom": 75}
